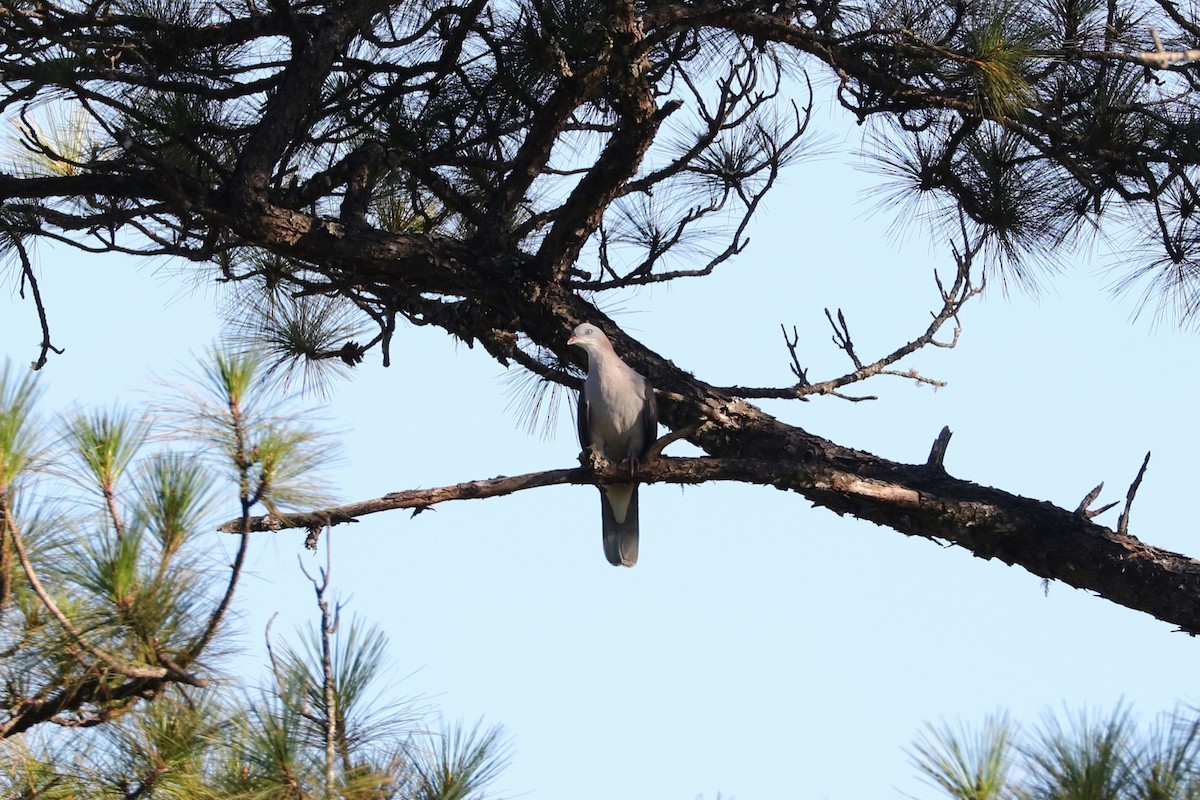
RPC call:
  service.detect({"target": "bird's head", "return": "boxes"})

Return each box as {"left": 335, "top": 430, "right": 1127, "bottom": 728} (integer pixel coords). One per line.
{"left": 567, "top": 322, "right": 610, "bottom": 353}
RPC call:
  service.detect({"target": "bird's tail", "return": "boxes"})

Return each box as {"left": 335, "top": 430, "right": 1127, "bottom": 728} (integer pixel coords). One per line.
{"left": 601, "top": 483, "right": 639, "bottom": 567}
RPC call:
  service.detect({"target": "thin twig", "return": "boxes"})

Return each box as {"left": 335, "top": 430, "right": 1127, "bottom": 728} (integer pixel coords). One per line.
{"left": 826, "top": 308, "right": 863, "bottom": 369}
{"left": 3, "top": 225, "right": 64, "bottom": 370}
{"left": 264, "top": 612, "right": 287, "bottom": 699}
{"left": 781, "top": 324, "right": 808, "bottom": 385}
{"left": 299, "top": 531, "right": 339, "bottom": 800}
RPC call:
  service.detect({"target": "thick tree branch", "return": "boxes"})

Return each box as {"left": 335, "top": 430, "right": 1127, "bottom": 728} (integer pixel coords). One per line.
{"left": 217, "top": 448, "right": 1200, "bottom": 635}
{"left": 228, "top": 0, "right": 387, "bottom": 210}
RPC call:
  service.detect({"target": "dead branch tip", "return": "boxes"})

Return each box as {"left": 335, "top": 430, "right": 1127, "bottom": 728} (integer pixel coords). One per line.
{"left": 925, "top": 425, "right": 953, "bottom": 473}
{"left": 1116, "top": 451, "right": 1151, "bottom": 537}
{"left": 780, "top": 323, "right": 808, "bottom": 385}
{"left": 1075, "top": 482, "right": 1119, "bottom": 519}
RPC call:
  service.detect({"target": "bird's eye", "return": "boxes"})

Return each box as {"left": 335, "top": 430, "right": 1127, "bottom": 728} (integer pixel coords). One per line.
{"left": 585, "top": 327, "right": 594, "bottom": 335}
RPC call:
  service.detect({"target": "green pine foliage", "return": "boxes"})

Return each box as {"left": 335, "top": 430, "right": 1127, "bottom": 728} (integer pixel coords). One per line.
{"left": 0, "top": 354, "right": 508, "bottom": 798}
{"left": 910, "top": 704, "right": 1200, "bottom": 800}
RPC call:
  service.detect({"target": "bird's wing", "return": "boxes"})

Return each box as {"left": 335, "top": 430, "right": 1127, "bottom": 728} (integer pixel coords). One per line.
{"left": 639, "top": 378, "right": 658, "bottom": 460}
{"left": 576, "top": 388, "right": 592, "bottom": 450}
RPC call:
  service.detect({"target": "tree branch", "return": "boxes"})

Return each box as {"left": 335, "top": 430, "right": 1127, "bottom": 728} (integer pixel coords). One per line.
{"left": 722, "top": 251, "right": 981, "bottom": 401}
{"left": 217, "top": 447, "right": 1200, "bottom": 635}
{"left": 2, "top": 223, "right": 64, "bottom": 370}
{"left": 1117, "top": 452, "right": 1152, "bottom": 538}
{"left": 1138, "top": 27, "right": 1200, "bottom": 66}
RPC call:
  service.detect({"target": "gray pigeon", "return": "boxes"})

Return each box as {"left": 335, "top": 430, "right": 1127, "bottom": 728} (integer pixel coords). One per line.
{"left": 567, "top": 322, "right": 658, "bottom": 567}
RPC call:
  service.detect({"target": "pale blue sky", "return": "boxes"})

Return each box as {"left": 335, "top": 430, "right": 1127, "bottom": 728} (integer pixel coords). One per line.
{"left": 3, "top": 106, "right": 1199, "bottom": 800}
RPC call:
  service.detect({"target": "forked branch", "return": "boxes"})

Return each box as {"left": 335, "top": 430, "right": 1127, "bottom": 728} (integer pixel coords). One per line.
{"left": 722, "top": 242, "right": 982, "bottom": 401}
{"left": 1138, "top": 27, "right": 1200, "bottom": 66}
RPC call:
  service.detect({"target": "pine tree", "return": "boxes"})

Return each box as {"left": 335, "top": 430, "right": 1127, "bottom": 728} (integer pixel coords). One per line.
{"left": 0, "top": 354, "right": 509, "bottom": 797}
{"left": 3, "top": 2, "right": 1200, "bottom": 629}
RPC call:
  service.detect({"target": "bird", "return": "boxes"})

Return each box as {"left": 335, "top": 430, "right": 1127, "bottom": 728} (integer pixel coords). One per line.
{"left": 567, "top": 322, "right": 658, "bottom": 567}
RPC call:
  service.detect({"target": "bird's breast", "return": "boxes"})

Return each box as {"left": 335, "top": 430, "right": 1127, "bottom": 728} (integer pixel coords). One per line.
{"left": 585, "top": 367, "right": 647, "bottom": 460}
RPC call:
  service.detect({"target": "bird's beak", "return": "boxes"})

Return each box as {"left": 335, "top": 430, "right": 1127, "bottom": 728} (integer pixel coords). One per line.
{"left": 567, "top": 336, "right": 579, "bottom": 346}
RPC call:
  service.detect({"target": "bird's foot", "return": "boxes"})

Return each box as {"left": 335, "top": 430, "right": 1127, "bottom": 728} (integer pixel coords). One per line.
{"left": 580, "top": 446, "right": 608, "bottom": 472}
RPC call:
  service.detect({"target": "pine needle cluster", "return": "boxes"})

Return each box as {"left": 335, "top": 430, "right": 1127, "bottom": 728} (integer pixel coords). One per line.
{"left": 910, "top": 704, "right": 1200, "bottom": 800}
